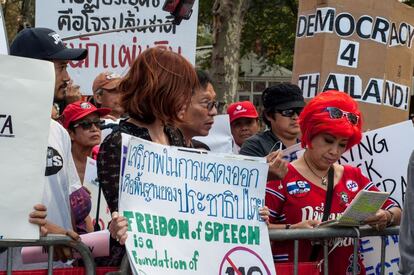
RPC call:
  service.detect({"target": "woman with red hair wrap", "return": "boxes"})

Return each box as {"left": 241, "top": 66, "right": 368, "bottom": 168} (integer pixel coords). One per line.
{"left": 265, "top": 90, "right": 401, "bottom": 274}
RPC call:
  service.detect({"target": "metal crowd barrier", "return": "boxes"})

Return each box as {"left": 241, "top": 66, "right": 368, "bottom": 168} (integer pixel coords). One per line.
{"left": 269, "top": 226, "right": 400, "bottom": 275}
{"left": 0, "top": 234, "right": 96, "bottom": 275}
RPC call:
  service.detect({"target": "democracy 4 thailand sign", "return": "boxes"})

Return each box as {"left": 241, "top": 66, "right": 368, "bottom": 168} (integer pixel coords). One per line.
{"left": 340, "top": 120, "right": 414, "bottom": 274}
{"left": 35, "top": 0, "right": 199, "bottom": 95}
{"left": 0, "top": 55, "right": 54, "bottom": 239}
{"left": 293, "top": 0, "right": 414, "bottom": 130}
{"left": 119, "top": 137, "right": 274, "bottom": 275}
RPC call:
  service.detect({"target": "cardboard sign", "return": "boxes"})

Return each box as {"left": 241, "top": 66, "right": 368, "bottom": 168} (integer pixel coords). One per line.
{"left": 293, "top": 0, "right": 414, "bottom": 130}
{"left": 35, "top": 0, "right": 199, "bottom": 95}
{"left": 0, "top": 55, "right": 54, "bottom": 239}
{"left": 120, "top": 137, "right": 275, "bottom": 275}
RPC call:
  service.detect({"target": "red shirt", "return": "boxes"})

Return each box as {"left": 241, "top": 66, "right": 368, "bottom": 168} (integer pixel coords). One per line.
{"left": 266, "top": 164, "right": 396, "bottom": 274}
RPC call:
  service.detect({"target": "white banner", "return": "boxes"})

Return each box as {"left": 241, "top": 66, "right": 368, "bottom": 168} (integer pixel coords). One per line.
{"left": 0, "top": 6, "right": 8, "bottom": 54}
{"left": 0, "top": 55, "right": 54, "bottom": 239}
{"left": 120, "top": 137, "right": 275, "bottom": 275}
{"left": 339, "top": 120, "right": 414, "bottom": 274}
{"left": 194, "top": 114, "right": 233, "bottom": 153}
{"left": 35, "top": 1, "right": 199, "bottom": 95}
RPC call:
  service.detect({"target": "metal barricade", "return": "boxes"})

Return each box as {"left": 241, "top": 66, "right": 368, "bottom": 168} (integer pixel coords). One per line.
{"left": 269, "top": 226, "right": 400, "bottom": 275}
{"left": 0, "top": 234, "right": 96, "bottom": 275}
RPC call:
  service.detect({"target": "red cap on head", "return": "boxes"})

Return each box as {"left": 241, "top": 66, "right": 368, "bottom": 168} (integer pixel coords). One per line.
{"left": 227, "top": 101, "right": 259, "bottom": 123}
{"left": 61, "top": 101, "right": 111, "bottom": 129}
{"left": 92, "top": 72, "right": 122, "bottom": 93}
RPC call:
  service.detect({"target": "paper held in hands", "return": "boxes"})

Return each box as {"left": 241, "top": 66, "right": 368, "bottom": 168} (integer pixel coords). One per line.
{"left": 319, "top": 190, "right": 390, "bottom": 227}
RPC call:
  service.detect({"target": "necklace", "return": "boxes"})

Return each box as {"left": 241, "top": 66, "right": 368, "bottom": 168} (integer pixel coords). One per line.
{"left": 303, "top": 154, "right": 330, "bottom": 186}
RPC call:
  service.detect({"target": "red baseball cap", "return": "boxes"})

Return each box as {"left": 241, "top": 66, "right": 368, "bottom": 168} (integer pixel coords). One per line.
{"left": 227, "top": 101, "right": 259, "bottom": 123}
{"left": 92, "top": 72, "right": 122, "bottom": 93}
{"left": 61, "top": 101, "right": 111, "bottom": 129}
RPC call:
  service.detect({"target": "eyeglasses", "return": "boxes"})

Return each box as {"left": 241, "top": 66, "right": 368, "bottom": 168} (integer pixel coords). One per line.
{"left": 324, "top": 107, "right": 359, "bottom": 125}
{"left": 204, "top": 101, "right": 218, "bottom": 111}
{"left": 277, "top": 108, "right": 303, "bottom": 117}
{"left": 72, "top": 119, "right": 104, "bottom": 130}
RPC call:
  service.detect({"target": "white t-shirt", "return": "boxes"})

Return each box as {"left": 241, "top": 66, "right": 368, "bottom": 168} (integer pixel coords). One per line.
{"left": 43, "top": 119, "right": 82, "bottom": 230}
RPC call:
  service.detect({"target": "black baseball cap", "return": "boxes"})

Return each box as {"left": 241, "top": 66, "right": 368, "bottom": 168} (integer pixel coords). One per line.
{"left": 10, "top": 28, "right": 87, "bottom": 61}
{"left": 262, "top": 83, "right": 305, "bottom": 111}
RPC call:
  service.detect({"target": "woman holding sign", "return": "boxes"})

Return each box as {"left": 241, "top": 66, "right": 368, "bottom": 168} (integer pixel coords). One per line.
{"left": 96, "top": 47, "right": 198, "bottom": 266}
{"left": 265, "top": 90, "right": 401, "bottom": 274}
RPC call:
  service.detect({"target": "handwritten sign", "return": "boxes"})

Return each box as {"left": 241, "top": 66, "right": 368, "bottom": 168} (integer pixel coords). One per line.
{"left": 293, "top": 0, "right": 414, "bottom": 129}
{"left": 0, "top": 55, "right": 54, "bottom": 239}
{"left": 119, "top": 137, "right": 275, "bottom": 274}
{"left": 339, "top": 120, "right": 414, "bottom": 274}
{"left": 35, "top": 0, "right": 199, "bottom": 95}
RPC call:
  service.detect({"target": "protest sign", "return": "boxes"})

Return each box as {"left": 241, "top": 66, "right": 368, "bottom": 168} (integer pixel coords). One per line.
{"left": 194, "top": 114, "right": 233, "bottom": 153}
{"left": 293, "top": 0, "right": 414, "bottom": 130}
{"left": 84, "top": 157, "right": 111, "bottom": 230}
{"left": 0, "top": 55, "right": 54, "bottom": 239}
{"left": 339, "top": 120, "right": 414, "bottom": 273}
{"left": 0, "top": 6, "right": 8, "bottom": 54}
{"left": 120, "top": 137, "right": 275, "bottom": 275}
{"left": 35, "top": 1, "right": 199, "bottom": 95}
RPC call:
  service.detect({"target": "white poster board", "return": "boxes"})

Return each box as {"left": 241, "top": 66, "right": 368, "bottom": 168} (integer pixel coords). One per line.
{"left": 0, "top": 6, "right": 8, "bottom": 54}
{"left": 0, "top": 55, "right": 54, "bottom": 239}
{"left": 194, "top": 114, "right": 233, "bottom": 153}
{"left": 339, "top": 120, "right": 414, "bottom": 273}
{"left": 83, "top": 157, "right": 111, "bottom": 230}
{"left": 120, "top": 137, "right": 275, "bottom": 275}
{"left": 35, "top": 1, "right": 199, "bottom": 94}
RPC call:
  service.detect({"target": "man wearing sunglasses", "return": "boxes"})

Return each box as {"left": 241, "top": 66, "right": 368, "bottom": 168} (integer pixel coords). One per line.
{"left": 9, "top": 28, "right": 88, "bottom": 266}
{"left": 240, "top": 83, "right": 305, "bottom": 157}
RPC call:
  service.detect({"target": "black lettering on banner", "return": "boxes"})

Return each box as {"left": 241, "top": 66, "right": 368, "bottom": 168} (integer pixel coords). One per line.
{"left": 323, "top": 74, "right": 339, "bottom": 91}
{"left": 344, "top": 75, "right": 360, "bottom": 99}
{"left": 225, "top": 266, "right": 263, "bottom": 275}
{"left": 335, "top": 13, "right": 355, "bottom": 36}
{"left": 0, "top": 115, "right": 13, "bottom": 135}
{"left": 362, "top": 79, "right": 382, "bottom": 103}
{"left": 389, "top": 23, "right": 400, "bottom": 46}
{"left": 298, "top": 73, "right": 319, "bottom": 98}
{"left": 399, "top": 22, "right": 408, "bottom": 45}
{"left": 315, "top": 8, "right": 335, "bottom": 33}
{"left": 371, "top": 17, "right": 390, "bottom": 44}
{"left": 356, "top": 16, "right": 373, "bottom": 39}
{"left": 297, "top": 16, "right": 307, "bottom": 37}
{"left": 307, "top": 14, "right": 316, "bottom": 36}
{"left": 408, "top": 24, "right": 414, "bottom": 48}
{"left": 340, "top": 43, "right": 357, "bottom": 66}
{"left": 384, "top": 81, "right": 394, "bottom": 106}
{"left": 394, "top": 85, "right": 404, "bottom": 108}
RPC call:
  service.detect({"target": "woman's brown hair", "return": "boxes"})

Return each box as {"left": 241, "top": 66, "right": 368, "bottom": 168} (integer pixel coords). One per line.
{"left": 120, "top": 47, "right": 198, "bottom": 125}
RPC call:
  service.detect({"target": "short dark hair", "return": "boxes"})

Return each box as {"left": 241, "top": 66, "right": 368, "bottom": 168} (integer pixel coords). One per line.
{"left": 196, "top": 70, "right": 213, "bottom": 91}
{"left": 262, "top": 83, "right": 305, "bottom": 128}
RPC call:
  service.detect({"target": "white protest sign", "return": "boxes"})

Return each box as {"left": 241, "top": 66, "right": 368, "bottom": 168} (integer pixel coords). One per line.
{"left": 0, "top": 55, "right": 54, "bottom": 239}
{"left": 35, "top": 1, "right": 199, "bottom": 94}
{"left": 0, "top": 6, "right": 8, "bottom": 54}
{"left": 83, "top": 157, "right": 111, "bottom": 230}
{"left": 339, "top": 120, "right": 414, "bottom": 274}
{"left": 194, "top": 114, "right": 233, "bottom": 153}
{"left": 120, "top": 137, "right": 275, "bottom": 275}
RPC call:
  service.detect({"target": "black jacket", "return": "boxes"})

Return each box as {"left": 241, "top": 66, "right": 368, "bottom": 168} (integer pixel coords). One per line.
{"left": 239, "top": 130, "right": 284, "bottom": 157}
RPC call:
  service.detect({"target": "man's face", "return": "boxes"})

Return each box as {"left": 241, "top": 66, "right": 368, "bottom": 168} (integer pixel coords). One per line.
{"left": 267, "top": 108, "right": 301, "bottom": 140}
{"left": 95, "top": 88, "right": 124, "bottom": 119}
{"left": 180, "top": 83, "right": 217, "bottom": 138}
{"left": 53, "top": 61, "right": 70, "bottom": 101}
{"left": 231, "top": 117, "right": 260, "bottom": 146}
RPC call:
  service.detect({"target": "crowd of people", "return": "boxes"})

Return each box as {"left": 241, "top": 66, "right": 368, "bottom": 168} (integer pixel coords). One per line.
{"left": 2, "top": 26, "right": 410, "bottom": 274}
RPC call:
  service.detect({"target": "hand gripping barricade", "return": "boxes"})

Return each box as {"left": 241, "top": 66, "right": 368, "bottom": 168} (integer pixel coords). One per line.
{"left": 0, "top": 234, "right": 119, "bottom": 275}
{"left": 270, "top": 226, "right": 400, "bottom": 275}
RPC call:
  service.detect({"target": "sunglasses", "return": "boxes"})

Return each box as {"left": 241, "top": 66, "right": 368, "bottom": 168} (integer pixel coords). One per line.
{"left": 72, "top": 119, "right": 104, "bottom": 130}
{"left": 324, "top": 107, "right": 359, "bottom": 125}
{"left": 277, "top": 108, "right": 303, "bottom": 117}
